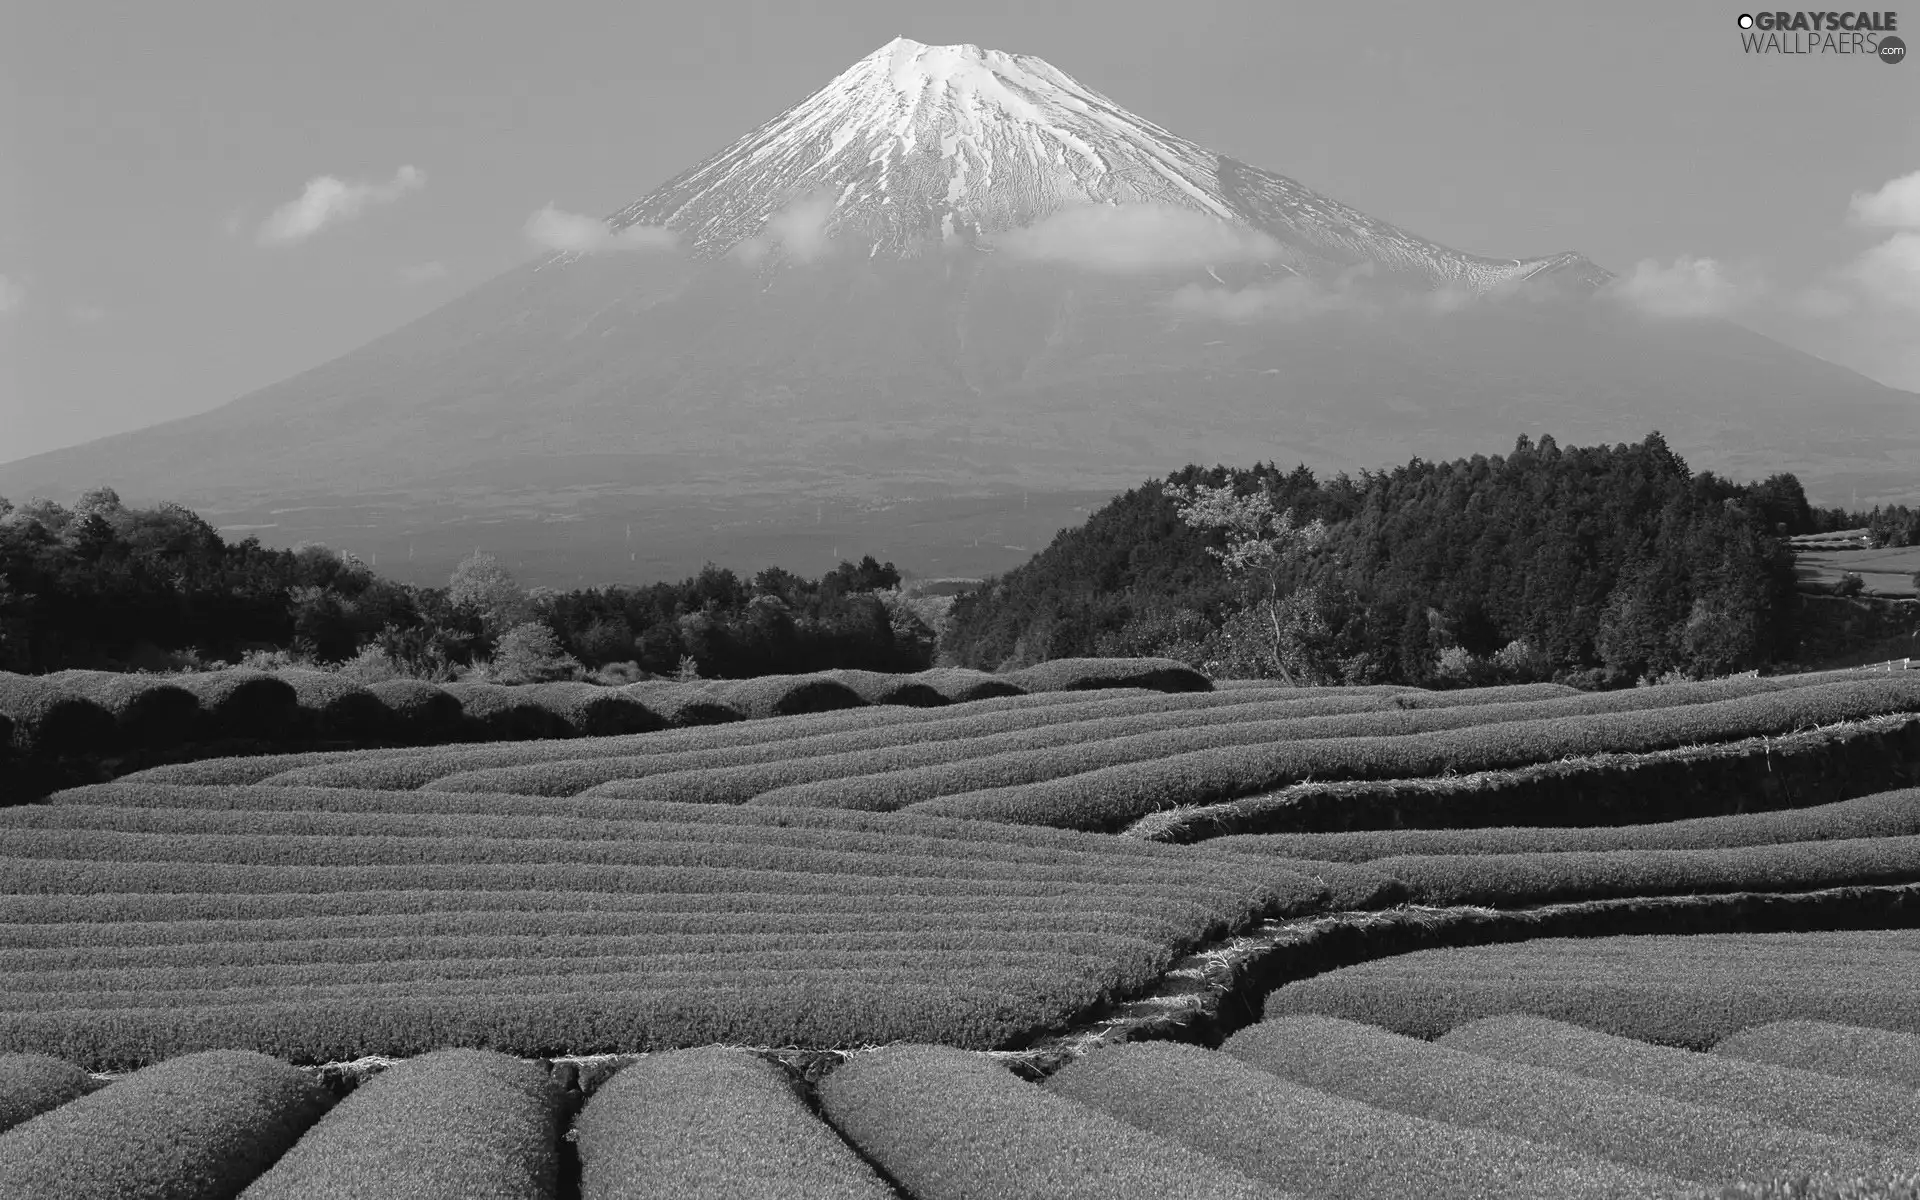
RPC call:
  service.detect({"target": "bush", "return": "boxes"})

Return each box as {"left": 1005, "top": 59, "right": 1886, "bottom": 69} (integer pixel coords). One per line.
{"left": 484, "top": 621, "right": 581, "bottom": 684}
{"left": 1006, "top": 657, "right": 1213, "bottom": 694}
{"left": 574, "top": 1047, "right": 893, "bottom": 1200}
{"left": 1222, "top": 1014, "right": 1909, "bottom": 1185}
{"left": 171, "top": 670, "right": 301, "bottom": 742}
{"left": 1045, "top": 1040, "right": 1676, "bottom": 1200}
{"left": 711, "top": 675, "right": 869, "bottom": 718}
{"left": 440, "top": 682, "right": 572, "bottom": 742}
{"left": 1437, "top": 1015, "right": 1920, "bottom": 1150}
{"left": 1714, "top": 1021, "right": 1920, "bottom": 1090}
{"left": 1261, "top": 932, "right": 1920, "bottom": 1048}
{"left": 240, "top": 1049, "right": 562, "bottom": 1200}
{"left": 824, "top": 669, "right": 949, "bottom": 707}
{"left": 617, "top": 681, "right": 744, "bottom": 727}
{"left": 515, "top": 681, "right": 664, "bottom": 737}
{"left": 47, "top": 670, "right": 201, "bottom": 750}
{"left": 0, "top": 1053, "right": 98, "bottom": 1134}
{"left": 364, "top": 679, "right": 465, "bottom": 744}
{"left": 913, "top": 667, "right": 1026, "bottom": 702}
{"left": 0, "top": 1049, "right": 330, "bottom": 1200}
{"left": 816, "top": 1045, "right": 1280, "bottom": 1200}
{"left": 274, "top": 668, "right": 397, "bottom": 742}
{"left": 0, "top": 674, "right": 117, "bottom": 757}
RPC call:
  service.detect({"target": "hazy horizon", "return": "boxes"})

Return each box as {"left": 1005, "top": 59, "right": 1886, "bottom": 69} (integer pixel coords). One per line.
{"left": 3, "top": 0, "right": 1917, "bottom": 466}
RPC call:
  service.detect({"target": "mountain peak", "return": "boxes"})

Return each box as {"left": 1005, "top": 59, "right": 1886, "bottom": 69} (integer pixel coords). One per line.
{"left": 606, "top": 37, "right": 1601, "bottom": 291}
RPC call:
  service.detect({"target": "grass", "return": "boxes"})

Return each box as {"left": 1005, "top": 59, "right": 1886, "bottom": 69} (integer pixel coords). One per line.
{"left": 364, "top": 678, "right": 467, "bottom": 742}
{"left": 0, "top": 1053, "right": 98, "bottom": 1134}
{"left": 815, "top": 1044, "right": 1283, "bottom": 1200}
{"left": 1043, "top": 1039, "right": 1684, "bottom": 1199}
{"left": 0, "top": 1048, "right": 331, "bottom": 1200}
{"left": 239, "top": 1048, "right": 563, "bottom": 1200}
{"left": 171, "top": 670, "right": 302, "bottom": 742}
{"left": 1261, "top": 931, "right": 1920, "bottom": 1048}
{"left": 616, "top": 680, "right": 745, "bottom": 726}
{"left": 1221, "top": 1014, "right": 1912, "bottom": 1186}
{"left": 573, "top": 1047, "right": 894, "bottom": 1200}
{"left": 1435, "top": 1014, "right": 1920, "bottom": 1150}
{"left": 1206, "top": 789, "right": 1920, "bottom": 859}
{"left": 1713, "top": 1021, "right": 1920, "bottom": 1090}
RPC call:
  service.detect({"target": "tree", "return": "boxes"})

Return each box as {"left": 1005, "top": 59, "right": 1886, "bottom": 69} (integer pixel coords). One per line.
{"left": 487, "top": 622, "right": 580, "bottom": 684}
{"left": 447, "top": 551, "right": 532, "bottom": 636}
{"left": 1166, "top": 479, "right": 1330, "bottom": 684}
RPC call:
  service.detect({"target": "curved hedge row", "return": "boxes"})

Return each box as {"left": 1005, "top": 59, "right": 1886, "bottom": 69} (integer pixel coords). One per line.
{"left": 0, "top": 1049, "right": 330, "bottom": 1200}
{"left": 1436, "top": 1015, "right": 1920, "bottom": 1150}
{"left": 1713, "top": 1021, "right": 1920, "bottom": 1091}
{"left": 911, "top": 676, "right": 1920, "bottom": 830}
{"left": 816, "top": 1045, "right": 1280, "bottom": 1200}
{"left": 1207, "top": 790, "right": 1920, "bottom": 860}
{"left": 240, "top": 1049, "right": 563, "bottom": 1200}
{"left": 1221, "top": 1015, "right": 1912, "bottom": 1186}
{"left": 1044, "top": 1039, "right": 1681, "bottom": 1200}
{"left": 1261, "top": 931, "right": 1920, "bottom": 1047}
{"left": 0, "top": 1053, "right": 97, "bottom": 1135}
{"left": 0, "top": 782, "right": 1312, "bottom": 1068}
{"left": 575, "top": 1048, "right": 893, "bottom": 1200}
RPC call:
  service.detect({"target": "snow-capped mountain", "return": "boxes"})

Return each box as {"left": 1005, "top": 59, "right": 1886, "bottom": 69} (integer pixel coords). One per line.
{"left": 605, "top": 37, "right": 1605, "bottom": 291}
{"left": 2, "top": 37, "right": 1913, "bottom": 583}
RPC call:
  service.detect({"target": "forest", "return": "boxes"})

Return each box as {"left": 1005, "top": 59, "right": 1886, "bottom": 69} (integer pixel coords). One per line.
{"left": 0, "top": 489, "right": 932, "bottom": 680}
{"left": 0, "top": 433, "right": 1906, "bottom": 687}
{"left": 944, "top": 433, "right": 1875, "bottom": 687}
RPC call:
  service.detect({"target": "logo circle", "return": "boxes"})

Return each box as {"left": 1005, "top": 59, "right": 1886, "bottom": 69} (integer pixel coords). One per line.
{"left": 1881, "top": 35, "right": 1907, "bottom": 63}
{"left": 1737, "top": 12, "right": 1754, "bottom": 27}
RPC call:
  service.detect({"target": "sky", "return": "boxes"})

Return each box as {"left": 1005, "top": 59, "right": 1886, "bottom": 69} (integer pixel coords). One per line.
{"left": 2, "top": 0, "right": 1916, "bottom": 461}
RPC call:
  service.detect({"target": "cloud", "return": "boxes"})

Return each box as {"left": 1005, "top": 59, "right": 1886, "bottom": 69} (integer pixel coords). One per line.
{"left": 1606, "top": 255, "right": 1754, "bottom": 318}
{"left": 1849, "top": 169, "right": 1920, "bottom": 229}
{"left": 67, "top": 302, "right": 107, "bottom": 324}
{"left": 258, "top": 165, "right": 426, "bottom": 246}
{"left": 524, "top": 205, "right": 676, "bottom": 254}
{"left": 732, "top": 193, "right": 836, "bottom": 265}
{"left": 0, "top": 275, "right": 22, "bottom": 315}
{"left": 1167, "top": 274, "right": 1377, "bottom": 322}
{"left": 398, "top": 261, "right": 449, "bottom": 284}
{"left": 995, "top": 203, "right": 1282, "bottom": 273}
{"left": 1846, "top": 231, "right": 1920, "bottom": 313}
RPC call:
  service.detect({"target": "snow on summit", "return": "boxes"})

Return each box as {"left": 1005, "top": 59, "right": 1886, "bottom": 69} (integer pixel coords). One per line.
{"left": 605, "top": 37, "right": 1605, "bottom": 291}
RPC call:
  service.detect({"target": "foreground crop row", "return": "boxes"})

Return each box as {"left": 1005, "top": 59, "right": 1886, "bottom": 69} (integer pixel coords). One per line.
{"left": 7, "top": 1009, "right": 1920, "bottom": 1199}
{"left": 0, "top": 781, "right": 1322, "bottom": 1070}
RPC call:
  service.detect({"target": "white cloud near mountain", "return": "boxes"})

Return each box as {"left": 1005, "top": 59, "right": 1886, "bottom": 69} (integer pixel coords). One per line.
{"left": 1849, "top": 168, "right": 1920, "bottom": 229}
{"left": 996, "top": 204, "right": 1282, "bottom": 272}
{"left": 0, "top": 275, "right": 23, "bottom": 315}
{"left": 1608, "top": 255, "right": 1753, "bottom": 318}
{"left": 732, "top": 194, "right": 835, "bottom": 265}
{"left": 1849, "top": 231, "right": 1920, "bottom": 313}
{"left": 258, "top": 166, "right": 426, "bottom": 246}
{"left": 525, "top": 205, "right": 676, "bottom": 254}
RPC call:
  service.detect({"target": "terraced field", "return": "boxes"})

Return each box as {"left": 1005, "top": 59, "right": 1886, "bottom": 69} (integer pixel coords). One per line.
{"left": 6, "top": 659, "right": 1920, "bottom": 1197}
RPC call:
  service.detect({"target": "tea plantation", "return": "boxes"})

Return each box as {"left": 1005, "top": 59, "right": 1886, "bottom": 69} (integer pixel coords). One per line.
{"left": 4, "top": 658, "right": 1920, "bottom": 1198}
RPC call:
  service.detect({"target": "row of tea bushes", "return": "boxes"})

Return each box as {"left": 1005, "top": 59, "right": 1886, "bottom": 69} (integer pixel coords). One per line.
{"left": 1262, "top": 930, "right": 1920, "bottom": 1047}
{"left": 0, "top": 658, "right": 1215, "bottom": 765}
{"left": 0, "top": 779, "right": 1315, "bottom": 1070}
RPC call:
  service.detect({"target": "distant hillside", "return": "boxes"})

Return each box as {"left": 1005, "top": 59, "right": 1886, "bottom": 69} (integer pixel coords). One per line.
{"left": 942, "top": 433, "right": 1813, "bottom": 687}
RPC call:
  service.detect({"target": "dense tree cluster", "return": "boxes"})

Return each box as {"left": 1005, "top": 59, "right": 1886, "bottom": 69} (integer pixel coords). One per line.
{"left": 0, "top": 488, "right": 931, "bottom": 679}
{"left": 943, "top": 434, "right": 1809, "bottom": 687}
